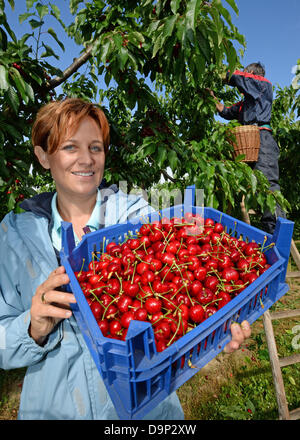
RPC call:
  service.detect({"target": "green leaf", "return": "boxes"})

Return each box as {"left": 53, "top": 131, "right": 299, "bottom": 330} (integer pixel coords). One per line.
{"left": 266, "top": 192, "right": 277, "bottom": 214}
{"left": 10, "top": 67, "right": 29, "bottom": 104}
{"left": 29, "top": 18, "right": 44, "bottom": 29}
{"left": 0, "top": 27, "right": 8, "bottom": 51}
{"left": 5, "top": 85, "right": 19, "bottom": 113}
{"left": 168, "top": 149, "right": 178, "bottom": 171}
{"left": 249, "top": 171, "right": 257, "bottom": 195}
{"left": 0, "top": 64, "right": 9, "bottom": 90}
{"left": 143, "top": 143, "right": 156, "bottom": 157}
{"left": 3, "top": 122, "right": 23, "bottom": 140}
{"left": 19, "top": 12, "right": 33, "bottom": 24}
{"left": 288, "top": 376, "right": 296, "bottom": 386}
{"left": 36, "top": 3, "right": 48, "bottom": 19}
{"left": 163, "top": 15, "right": 177, "bottom": 39}
{"left": 100, "top": 39, "right": 111, "bottom": 64}
{"left": 41, "top": 43, "right": 60, "bottom": 60}
{"left": 7, "top": 0, "right": 15, "bottom": 9}
{"left": 47, "top": 27, "right": 65, "bottom": 51}
{"left": 152, "top": 33, "right": 163, "bottom": 58}
{"left": 26, "top": 0, "right": 37, "bottom": 9}
{"left": 118, "top": 47, "right": 128, "bottom": 70}
{"left": 127, "top": 52, "right": 138, "bottom": 70}
{"left": 24, "top": 81, "right": 34, "bottom": 102}
{"left": 170, "top": 0, "right": 180, "bottom": 14}
{"left": 157, "top": 145, "right": 167, "bottom": 167}
{"left": 50, "top": 4, "right": 60, "bottom": 19}
{"left": 129, "top": 31, "right": 144, "bottom": 46}
{"left": 7, "top": 192, "right": 16, "bottom": 211}
{"left": 186, "top": 0, "right": 201, "bottom": 32}
{"left": 225, "top": 0, "right": 239, "bottom": 15}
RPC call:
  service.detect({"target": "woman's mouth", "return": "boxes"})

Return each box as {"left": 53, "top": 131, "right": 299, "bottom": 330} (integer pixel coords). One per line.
{"left": 71, "top": 171, "right": 94, "bottom": 177}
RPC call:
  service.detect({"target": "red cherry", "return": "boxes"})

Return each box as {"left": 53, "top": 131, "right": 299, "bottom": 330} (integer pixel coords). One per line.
{"left": 205, "top": 305, "right": 217, "bottom": 319}
{"left": 90, "top": 301, "right": 104, "bottom": 320}
{"left": 117, "top": 295, "right": 133, "bottom": 313}
{"left": 213, "top": 222, "right": 224, "bottom": 233}
{"left": 145, "top": 297, "right": 162, "bottom": 314}
{"left": 134, "top": 307, "right": 148, "bottom": 321}
{"left": 139, "top": 224, "right": 151, "bottom": 236}
{"left": 194, "top": 266, "right": 207, "bottom": 281}
{"left": 156, "top": 339, "right": 167, "bottom": 352}
{"left": 120, "top": 311, "right": 135, "bottom": 328}
{"left": 155, "top": 322, "right": 171, "bottom": 341}
{"left": 190, "top": 280, "right": 203, "bottom": 296}
{"left": 106, "top": 278, "right": 121, "bottom": 295}
{"left": 204, "top": 275, "right": 219, "bottom": 292}
{"left": 109, "top": 320, "right": 122, "bottom": 336}
{"left": 204, "top": 218, "right": 215, "bottom": 227}
{"left": 123, "top": 280, "right": 140, "bottom": 297}
{"left": 217, "top": 291, "right": 231, "bottom": 309}
{"left": 196, "top": 288, "right": 214, "bottom": 305}
{"left": 97, "top": 318, "right": 109, "bottom": 336}
{"left": 189, "top": 304, "right": 205, "bottom": 323}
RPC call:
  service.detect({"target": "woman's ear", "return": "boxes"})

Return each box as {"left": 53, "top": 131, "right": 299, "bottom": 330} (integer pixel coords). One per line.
{"left": 34, "top": 145, "right": 50, "bottom": 169}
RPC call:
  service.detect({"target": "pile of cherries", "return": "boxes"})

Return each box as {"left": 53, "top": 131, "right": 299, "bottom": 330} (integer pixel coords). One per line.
{"left": 74, "top": 213, "right": 271, "bottom": 352}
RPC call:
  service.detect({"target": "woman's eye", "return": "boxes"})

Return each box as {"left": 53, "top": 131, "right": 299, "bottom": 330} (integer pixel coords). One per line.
{"left": 91, "top": 145, "right": 104, "bottom": 152}
{"left": 62, "top": 144, "right": 75, "bottom": 151}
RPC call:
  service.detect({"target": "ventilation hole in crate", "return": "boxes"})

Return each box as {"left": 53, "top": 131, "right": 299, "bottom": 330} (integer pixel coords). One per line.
{"left": 223, "top": 319, "right": 231, "bottom": 334}
{"left": 135, "top": 381, "right": 148, "bottom": 407}
{"left": 180, "top": 354, "right": 185, "bottom": 369}
{"left": 211, "top": 330, "right": 216, "bottom": 344}
{"left": 150, "top": 377, "right": 160, "bottom": 398}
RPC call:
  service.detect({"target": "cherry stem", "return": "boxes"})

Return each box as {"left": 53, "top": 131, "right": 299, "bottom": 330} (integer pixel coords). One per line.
{"left": 174, "top": 262, "right": 194, "bottom": 306}
{"left": 167, "top": 314, "right": 183, "bottom": 347}
{"left": 79, "top": 258, "right": 85, "bottom": 276}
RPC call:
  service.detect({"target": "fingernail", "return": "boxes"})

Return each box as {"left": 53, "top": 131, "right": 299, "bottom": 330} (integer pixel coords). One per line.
{"left": 65, "top": 311, "right": 72, "bottom": 318}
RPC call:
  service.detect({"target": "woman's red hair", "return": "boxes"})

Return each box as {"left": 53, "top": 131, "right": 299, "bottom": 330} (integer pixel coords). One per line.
{"left": 32, "top": 98, "right": 110, "bottom": 154}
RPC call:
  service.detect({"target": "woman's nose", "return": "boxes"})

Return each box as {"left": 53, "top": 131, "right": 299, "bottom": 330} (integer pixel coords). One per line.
{"left": 77, "top": 148, "right": 93, "bottom": 165}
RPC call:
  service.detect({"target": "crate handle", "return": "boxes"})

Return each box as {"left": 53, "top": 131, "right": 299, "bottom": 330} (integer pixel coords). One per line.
{"left": 272, "top": 217, "right": 294, "bottom": 282}
{"left": 61, "top": 221, "right": 76, "bottom": 257}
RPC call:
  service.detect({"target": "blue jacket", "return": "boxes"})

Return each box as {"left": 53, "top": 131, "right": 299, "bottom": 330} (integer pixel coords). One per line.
{"left": 219, "top": 70, "right": 273, "bottom": 126}
{"left": 0, "top": 186, "right": 184, "bottom": 420}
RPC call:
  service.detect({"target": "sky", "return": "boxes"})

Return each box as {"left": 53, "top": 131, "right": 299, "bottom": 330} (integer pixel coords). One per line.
{"left": 4, "top": 0, "right": 300, "bottom": 93}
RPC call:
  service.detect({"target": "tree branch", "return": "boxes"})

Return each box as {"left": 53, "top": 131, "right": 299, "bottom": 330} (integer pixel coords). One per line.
{"left": 47, "top": 44, "right": 94, "bottom": 89}
{"left": 161, "top": 168, "right": 176, "bottom": 183}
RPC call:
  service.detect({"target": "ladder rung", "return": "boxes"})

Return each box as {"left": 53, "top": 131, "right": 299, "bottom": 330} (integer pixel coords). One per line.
{"left": 286, "top": 271, "right": 300, "bottom": 278}
{"left": 279, "top": 353, "right": 300, "bottom": 368}
{"left": 269, "top": 309, "right": 300, "bottom": 320}
{"left": 289, "top": 407, "right": 300, "bottom": 420}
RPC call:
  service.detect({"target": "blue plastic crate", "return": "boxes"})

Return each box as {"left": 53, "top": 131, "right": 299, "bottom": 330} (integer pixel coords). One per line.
{"left": 60, "top": 186, "right": 294, "bottom": 420}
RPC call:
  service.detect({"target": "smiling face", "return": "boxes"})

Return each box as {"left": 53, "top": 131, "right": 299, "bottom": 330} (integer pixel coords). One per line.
{"left": 35, "top": 116, "right": 105, "bottom": 201}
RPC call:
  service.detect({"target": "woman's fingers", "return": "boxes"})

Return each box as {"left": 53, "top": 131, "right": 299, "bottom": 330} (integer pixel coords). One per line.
{"left": 40, "top": 290, "right": 76, "bottom": 307}
{"left": 38, "top": 303, "right": 73, "bottom": 320}
{"left": 223, "top": 321, "right": 251, "bottom": 354}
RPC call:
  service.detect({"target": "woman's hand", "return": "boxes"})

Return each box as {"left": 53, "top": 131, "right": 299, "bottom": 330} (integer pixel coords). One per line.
{"left": 224, "top": 320, "right": 251, "bottom": 354}
{"left": 29, "top": 266, "right": 76, "bottom": 345}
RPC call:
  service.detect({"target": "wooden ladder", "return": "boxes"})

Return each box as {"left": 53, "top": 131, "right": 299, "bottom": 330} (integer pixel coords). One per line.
{"left": 240, "top": 199, "right": 300, "bottom": 420}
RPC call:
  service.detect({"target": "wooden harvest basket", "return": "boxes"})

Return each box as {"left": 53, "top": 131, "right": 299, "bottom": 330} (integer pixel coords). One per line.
{"left": 229, "top": 125, "right": 261, "bottom": 162}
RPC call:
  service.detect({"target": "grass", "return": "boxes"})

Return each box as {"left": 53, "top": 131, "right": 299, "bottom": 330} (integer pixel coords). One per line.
{"left": 1, "top": 263, "right": 299, "bottom": 420}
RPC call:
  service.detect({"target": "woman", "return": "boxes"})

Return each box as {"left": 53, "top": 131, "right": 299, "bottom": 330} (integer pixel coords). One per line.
{"left": 0, "top": 98, "right": 251, "bottom": 420}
